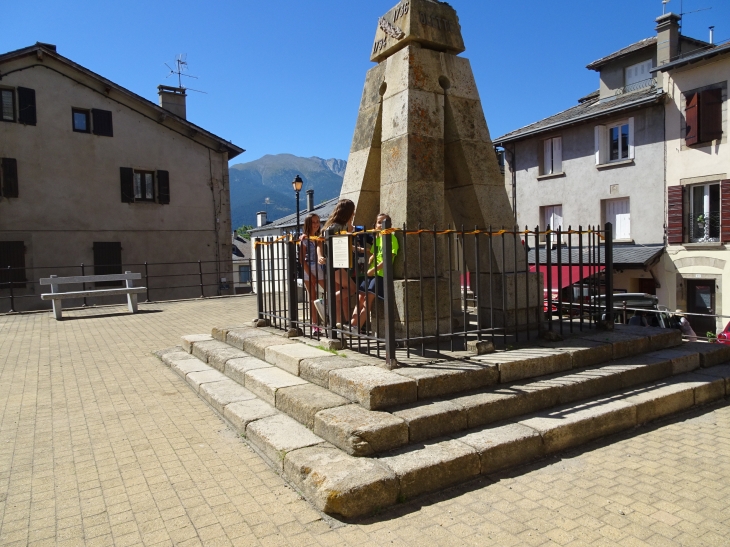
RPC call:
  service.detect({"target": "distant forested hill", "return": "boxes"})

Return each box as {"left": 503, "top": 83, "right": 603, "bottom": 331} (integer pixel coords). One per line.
{"left": 229, "top": 154, "right": 346, "bottom": 228}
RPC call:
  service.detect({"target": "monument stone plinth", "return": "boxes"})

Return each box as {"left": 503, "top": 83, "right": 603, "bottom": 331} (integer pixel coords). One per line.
{"left": 341, "top": 0, "right": 542, "bottom": 334}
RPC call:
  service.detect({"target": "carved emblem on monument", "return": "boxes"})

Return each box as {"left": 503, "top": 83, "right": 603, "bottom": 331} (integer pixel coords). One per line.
{"left": 378, "top": 17, "right": 405, "bottom": 40}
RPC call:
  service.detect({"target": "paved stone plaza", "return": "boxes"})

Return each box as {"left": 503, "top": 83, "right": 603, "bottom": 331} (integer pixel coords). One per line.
{"left": 1, "top": 296, "right": 729, "bottom": 546}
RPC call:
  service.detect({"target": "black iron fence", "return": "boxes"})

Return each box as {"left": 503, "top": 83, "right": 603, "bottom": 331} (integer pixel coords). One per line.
{"left": 254, "top": 222, "right": 615, "bottom": 366}
{"left": 0, "top": 259, "right": 252, "bottom": 313}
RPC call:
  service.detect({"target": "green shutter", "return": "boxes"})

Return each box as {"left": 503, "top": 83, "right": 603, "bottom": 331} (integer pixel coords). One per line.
{"left": 17, "top": 87, "right": 36, "bottom": 126}
{"left": 120, "top": 167, "right": 134, "bottom": 203}
{"left": 1, "top": 158, "right": 18, "bottom": 198}
{"left": 157, "top": 170, "right": 170, "bottom": 204}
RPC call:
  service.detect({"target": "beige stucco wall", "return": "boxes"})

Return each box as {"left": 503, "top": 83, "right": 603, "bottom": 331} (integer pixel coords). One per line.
{"left": 658, "top": 53, "right": 730, "bottom": 333}
{"left": 0, "top": 53, "right": 234, "bottom": 311}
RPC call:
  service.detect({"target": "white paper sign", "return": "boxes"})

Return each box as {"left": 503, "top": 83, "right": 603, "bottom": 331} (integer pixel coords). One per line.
{"left": 331, "top": 236, "right": 352, "bottom": 269}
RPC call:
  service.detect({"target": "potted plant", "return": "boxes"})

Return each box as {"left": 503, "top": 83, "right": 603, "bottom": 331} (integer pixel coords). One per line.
{"left": 707, "top": 331, "right": 717, "bottom": 343}
{"left": 697, "top": 214, "right": 706, "bottom": 229}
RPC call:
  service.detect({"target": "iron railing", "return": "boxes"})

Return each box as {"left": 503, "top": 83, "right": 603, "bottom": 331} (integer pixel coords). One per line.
{"left": 254, "top": 222, "right": 615, "bottom": 366}
{"left": 687, "top": 212, "right": 721, "bottom": 243}
{"left": 615, "top": 77, "right": 657, "bottom": 95}
{"left": 0, "top": 259, "right": 252, "bottom": 313}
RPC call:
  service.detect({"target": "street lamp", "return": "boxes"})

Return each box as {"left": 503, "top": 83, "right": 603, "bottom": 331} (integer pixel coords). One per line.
{"left": 292, "top": 175, "right": 303, "bottom": 237}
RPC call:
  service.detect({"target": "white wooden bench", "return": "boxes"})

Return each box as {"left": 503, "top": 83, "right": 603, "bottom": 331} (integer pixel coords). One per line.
{"left": 40, "top": 271, "right": 146, "bottom": 320}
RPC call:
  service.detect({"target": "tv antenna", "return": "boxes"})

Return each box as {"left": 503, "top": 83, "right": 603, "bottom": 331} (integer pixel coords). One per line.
{"left": 164, "top": 54, "right": 207, "bottom": 94}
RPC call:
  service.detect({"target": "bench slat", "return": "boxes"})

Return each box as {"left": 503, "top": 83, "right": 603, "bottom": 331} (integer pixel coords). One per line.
{"left": 41, "top": 287, "right": 147, "bottom": 300}
{"left": 39, "top": 273, "right": 142, "bottom": 285}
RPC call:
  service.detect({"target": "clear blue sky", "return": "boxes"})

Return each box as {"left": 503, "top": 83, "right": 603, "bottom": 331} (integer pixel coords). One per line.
{"left": 3, "top": 1, "right": 728, "bottom": 164}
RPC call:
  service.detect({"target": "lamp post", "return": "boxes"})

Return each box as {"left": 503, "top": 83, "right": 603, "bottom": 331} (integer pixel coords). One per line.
{"left": 292, "top": 175, "right": 303, "bottom": 237}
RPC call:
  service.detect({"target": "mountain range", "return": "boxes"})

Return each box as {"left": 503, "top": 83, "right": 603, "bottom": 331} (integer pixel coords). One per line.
{"left": 229, "top": 154, "right": 346, "bottom": 229}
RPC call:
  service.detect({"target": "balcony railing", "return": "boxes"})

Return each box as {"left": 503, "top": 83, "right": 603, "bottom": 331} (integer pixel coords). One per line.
{"left": 614, "top": 77, "right": 657, "bottom": 96}
{"left": 688, "top": 212, "right": 721, "bottom": 243}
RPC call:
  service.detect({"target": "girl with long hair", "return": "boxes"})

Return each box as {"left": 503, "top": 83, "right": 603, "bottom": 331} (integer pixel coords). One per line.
{"left": 316, "top": 199, "right": 356, "bottom": 325}
{"left": 300, "top": 213, "right": 325, "bottom": 330}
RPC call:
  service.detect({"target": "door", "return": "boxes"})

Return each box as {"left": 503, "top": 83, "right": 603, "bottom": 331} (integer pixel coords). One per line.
{"left": 687, "top": 279, "right": 716, "bottom": 336}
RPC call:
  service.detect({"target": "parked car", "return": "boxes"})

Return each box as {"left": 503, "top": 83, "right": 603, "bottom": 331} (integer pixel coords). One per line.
{"left": 590, "top": 293, "right": 672, "bottom": 327}
{"left": 716, "top": 321, "right": 730, "bottom": 345}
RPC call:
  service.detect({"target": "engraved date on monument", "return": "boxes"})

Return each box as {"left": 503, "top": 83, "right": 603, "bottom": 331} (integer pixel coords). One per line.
{"left": 373, "top": 37, "right": 389, "bottom": 55}
{"left": 391, "top": 1, "right": 410, "bottom": 22}
{"left": 419, "top": 11, "right": 453, "bottom": 33}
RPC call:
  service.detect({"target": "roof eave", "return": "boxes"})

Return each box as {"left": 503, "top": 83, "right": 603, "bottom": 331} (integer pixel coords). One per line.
{"left": 652, "top": 43, "right": 730, "bottom": 73}
{"left": 494, "top": 92, "right": 664, "bottom": 145}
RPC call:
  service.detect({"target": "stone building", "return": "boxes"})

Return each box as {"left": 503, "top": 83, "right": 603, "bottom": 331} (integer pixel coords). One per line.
{"left": 494, "top": 14, "right": 708, "bottom": 301}
{"left": 0, "top": 43, "right": 243, "bottom": 311}
{"left": 654, "top": 37, "right": 730, "bottom": 335}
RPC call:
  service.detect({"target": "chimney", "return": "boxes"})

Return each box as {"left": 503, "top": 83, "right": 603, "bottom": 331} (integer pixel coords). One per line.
{"left": 256, "top": 211, "right": 267, "bottom": 227}
{"left": 709, "top": 26, "right": 715, "bottom": 45}
{"left": 306, "top": 189, "right": 314, "bottom": 212}
{"left": 655, "top": 13, "right": 681, "bottom": 66}
{"left": 157, "top": 85, "right": 187, "bottom": 119}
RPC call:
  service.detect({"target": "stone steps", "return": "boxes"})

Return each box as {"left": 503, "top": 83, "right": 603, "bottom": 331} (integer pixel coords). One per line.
{"left": 177, "top": 325, "right": 720, "bottom": 457}
{"left": 155, "top": 345, "right": 730, "bottom": 519}
{"left": 202, "top": 324, "right": 688, "bottom": 411}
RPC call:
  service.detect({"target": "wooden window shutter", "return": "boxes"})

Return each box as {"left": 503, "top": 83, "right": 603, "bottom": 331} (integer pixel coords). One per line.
{"left": 17, "top": 87, "right": 36, "bottom": 126}
{"left": 685, "top": 93, "right": 699, "bottom": 146}
{"left": 699, "top": 88, "right": 723, "bottom": 143}
{"left": 1, "top": 158, "right": 18, "bottom": 198}
{"left": 667, "top": 185, "right": 684, "bottom": 244}
{"left": 120, "top": 167, "right": 134, "bottom": 203}
{"left": 157, "top": 170, "right": 170, "bottom": 204}
{"left": 92, "top": 109, "right": 113, "bottom": 137}
{"left": 722, "top": 180, "right": 730, "bottom": 243}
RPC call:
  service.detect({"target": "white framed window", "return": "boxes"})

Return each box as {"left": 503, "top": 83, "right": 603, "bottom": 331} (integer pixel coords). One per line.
{"left": 689, "top": 183, "right": 720, "bottom": 242}
{"left": 625, "top": 60, "right": 653, "bottom": 87}
{"left": 541, "top": 204, "right": 563, "bottom": 244}
{"left": 541, "top": 137, "right": 562, "bottom": 175}
{"left": 604, "top": 198, "right": 631, "bottom": 240}
{"left": 595, "top": 117, "right": 634, "bottom": 165}
{"left": 1, "top": 89, "right": 14, "bottom": 122}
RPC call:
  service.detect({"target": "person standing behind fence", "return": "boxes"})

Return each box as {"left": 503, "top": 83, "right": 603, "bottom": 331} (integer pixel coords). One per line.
{"left": 350, "top": 213, "right": 399, "bottom": 331}
{"left": 300, "top": 214, "right": 325, "bottom": 330}
{"left": 314, "top": 199, "right": 356, "bottom": 325}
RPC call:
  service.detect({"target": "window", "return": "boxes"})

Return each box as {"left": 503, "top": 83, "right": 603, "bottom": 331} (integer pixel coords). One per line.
{"left": 1, "top": 158, "right": 18, "bottom": 198}
{"left": 541, "top": 204, "right": 563, "bottom": 244}
{"left": 239, "top": 264, "right": 251, "bottom": 284}
{"left": 609, "top": 122, "right": 629, "bottom": 161}
{"left": 689, "top": 183, "right": 720, "bottom": 242}
{"left": 603, "top": 198, "right": 631, "bottom": 240}
{"left": 120, "top": 168, "right": 169, "bottom": 204}
{"left": 0, "top": 241, "right": 26, "bottom": 289}
{"left": 541, "top": 137, "right": 562, "bottom": 175}
{"left": 93, "top": 242, "right": 122, "bottom": 287}
{"left": 72, "top": 109, "right": 90, "bottom": 132}
{"left": 1, "top": 89, "right": 14, "bottom": 122}
{"left": 625, "top": 60, "right": 653, "bottom": 87}
{"left": 595, "top": 118, "right": 634, "bottom": 165}
{"left": 134, "top": 171, "right": 155, "bottom": 201}
{"left": 685, "top": 88, "right": 723, "bottom": 146}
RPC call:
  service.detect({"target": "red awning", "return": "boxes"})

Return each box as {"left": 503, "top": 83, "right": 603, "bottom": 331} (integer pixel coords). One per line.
{"left": 529, "top": 265, "right": 604, "bottom": 290}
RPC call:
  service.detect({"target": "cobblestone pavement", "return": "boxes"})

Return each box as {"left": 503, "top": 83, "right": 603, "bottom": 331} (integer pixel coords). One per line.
{"left": 1, "top": 296, "right": 729, "bottom": 546}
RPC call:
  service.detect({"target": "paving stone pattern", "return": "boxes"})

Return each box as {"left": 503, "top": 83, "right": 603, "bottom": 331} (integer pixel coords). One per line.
{"left": 1, "top": 296, "right": 730, "bottom": 545}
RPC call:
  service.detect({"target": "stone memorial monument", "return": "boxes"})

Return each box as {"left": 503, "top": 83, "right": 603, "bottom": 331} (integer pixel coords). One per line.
{"left": 340, "top": 0, "right": 541, "bottom": 335}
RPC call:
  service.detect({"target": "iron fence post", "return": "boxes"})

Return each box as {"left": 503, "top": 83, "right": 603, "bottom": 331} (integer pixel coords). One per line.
{"left": 255, "top": 241, "right": 264, "bottom": 320}
{"left": 287, "top": 240, "right": 299, "bottom": 333}
{"left": 81, "top": 263, "right": 87, "bottom": 307}
{"left": 198, "top": 260, "right": 204, "bottom": 298}
{"left": 382, "top": 219, "right": 397, "bottom": 369}
{"left": 325, "top": 227, "right": 338, "bottom": 341}
{"left": 8, "top": 266, "right": 16, "bottom": 313}
{"left": 144, "top": 262, "right": 151, "bottom": 302}
{"left": 605, "top": 222, "right": 614, "bottom": 327}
